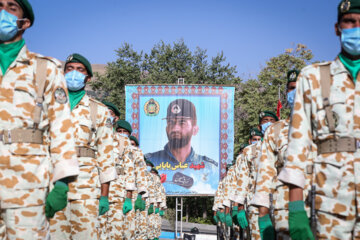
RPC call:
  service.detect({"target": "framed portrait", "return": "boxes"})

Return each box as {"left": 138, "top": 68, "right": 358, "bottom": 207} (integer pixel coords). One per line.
{"left": 126, "top": 85, "right": 234, "bottom": 196}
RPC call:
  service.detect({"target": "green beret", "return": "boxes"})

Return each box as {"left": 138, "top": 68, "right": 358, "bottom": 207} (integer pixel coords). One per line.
{"left": 15, "top": 0, "right": 34, "bottom": 26}
{"left": 65, "top": 53, "right": 93, "bottom": 77}
{"left": 129, "top": 135, "right": 139, "bottom": 146}
{"left": 226, "top": 164, "right": 233, "bottom": 171}
{"left": 115, "top": 120, "right": 132, "bottom": 134}
{"left": 150, "top": 168, "right": 159, "bottom": 175}
{"left": 287, "top": 69, "right": 299, "bottom": 84}
{"left": 103, "top": 101, "right": 120, "bottom": 117}
{"left": 146, "top": 160, "right": 154, "bottom": 167}
{"left": 259, "top": 110, "right": 279, "bottom": 123}
{"left": 250, "top": 127, "right": 263, "bottom": 137}
{"left": 240, "top": 143, "right": 249, "bottom": 151}
{"left": 338, "top": 0, "right": 360, "bottom": 22}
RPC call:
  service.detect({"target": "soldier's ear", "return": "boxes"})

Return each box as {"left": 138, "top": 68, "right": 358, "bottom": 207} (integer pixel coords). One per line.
{"left": 335, "top": 22, "right": 341, "bottom": 36}
{"left": 192, "top": 125, "right": 199, "bottom": 136}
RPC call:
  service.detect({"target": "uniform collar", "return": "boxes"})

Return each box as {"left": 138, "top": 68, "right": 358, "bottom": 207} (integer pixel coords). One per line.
{"left": 164, "top": 143, "right": 195, "bottom": 163}
{"left": 331, "top": 56, "right": 350, "bottom": 75}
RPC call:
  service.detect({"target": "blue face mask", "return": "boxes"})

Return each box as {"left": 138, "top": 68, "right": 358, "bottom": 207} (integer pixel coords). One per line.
{"left": 118, "top": 133, "right": 128, "bottom": 138}
{"left": 287, "top": 89, "right": 296, "bottom": 109}
{"left": 341, "top": 27, "right": 360, "bottom": 56}
{"left": 147, "top": 166, "right": 152, "bottom": 172}
{"left": 251, "top": 140, "right": 258, "bottom": 145}
{"left": 0, "top": 10, "right": 21, "bottom": 42}
{"left": 261, "top": 122, "right": 272, "bottom": 134}
{"left": 65, "top": 70, "right": 86, "bottom": 91}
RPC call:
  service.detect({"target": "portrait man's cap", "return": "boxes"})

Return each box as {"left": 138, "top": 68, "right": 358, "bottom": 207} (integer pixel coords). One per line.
{"left": 116, "top": 120, "right": 132, "bottom": 134}
{"left": 129, "top": 135, "right": 139, "bottom": 146}
{"left": 103, "top": 101, "right": 120, "bottom": 117}
{"left": 165, "top": 99, "right": 197, "bottom": 121}
{"left": 258, "top": 110, "right": 279, "bottom": 123}
{"left": 65, "top": 53, "right": 93, "bottom": 77}
{"left": 250, "top": 127, "right": 263, "bottom": 137}
{"left": 287, "top": 69, "right": 299, "bottom": 84}
{"left": 338, "top": 0, "right": 360, "bottom": 21}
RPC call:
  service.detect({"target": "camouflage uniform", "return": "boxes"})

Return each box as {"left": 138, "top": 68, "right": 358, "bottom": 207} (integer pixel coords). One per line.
{"left": 135, "top": 170, "right": 155, "bottom": 240}
{"left": 231, "top": 142, "right": 262, "bottom": 240}
{"left": 222, "top": 165, "right": 236, "bottom": 208}
{"left": 0, "top": 46, "right": 79, "bottom": 239}
{"left": 50, "top": 94, "right": 117, "bottom": 240}
{"left": 278, "top": 59, "right": 360, "bottom": 239}
{"left": 155, "top": 179, "right": 167, "bottom": 239}
{"left": 213, "top": 177, "right": 226, "bottom": 211}
{"left": 251, "top": 118, "right": 312, "bottom": 239}
{"left": 100, "top": 134, "right": 147, "bottom": 239}
{"left": 147, "top": 173, "right": 162, "bottom": 240}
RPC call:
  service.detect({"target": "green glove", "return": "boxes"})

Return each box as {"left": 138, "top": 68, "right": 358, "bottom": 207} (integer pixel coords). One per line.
{"left": 45, "top": 181, "right": 69, "bottom": 218}
{"left": 237, "top": 210, "right": 248, "bottom": 229}
{"left": 160, "top": 210, "right": 165, "bottom": 216}
{"left": 99, "top": 196, "right": 109, "bottom": 216}
{"left": 216, "top": 211, "right": 225, "bottom": 223}
{"left": 289, "top": 201, "right": 314, "bottom": 240}
{"left": 155, "top": 207, "right": 160, "bottom": 214}
{"left": 232, "top": 206, "right": 239, "bottom": 224}
{"left": 259, "top": 214, "right": 275, "bottom": 240}
{"left": 213, "top": 215, "right": 219, "bottom": 224}
{"left": 135, "top": 195, "right": 146, "bottom": 211}
{"left": 225, "top": 213, "right": 233, "bottom": 227}
{"left": 148, "top": 204, "right": 154, "bottom": 215}
{"left": 122, "top": 197, "right": 133, "bottom": 215}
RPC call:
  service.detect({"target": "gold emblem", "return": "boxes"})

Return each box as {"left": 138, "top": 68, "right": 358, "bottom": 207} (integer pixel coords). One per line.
{"left": 340, "top": 0, "right": 351, "bottom": 13}
{"left": 66, "top": 55, "right": 73, "bottom": 62}
{"left": 144, "top": 98, "right": 160, "bottom": 116}
{"left": 171, "top": 104, "right": 181, "bottom": 114}
{"left": 259, "top": 112, "right": 265, "bottom": 118}
{"left": 251, "top": 130, "right": 256, "bottom": 136}
{"left": 290, "top": 72, "right": 297, "bottom": 81}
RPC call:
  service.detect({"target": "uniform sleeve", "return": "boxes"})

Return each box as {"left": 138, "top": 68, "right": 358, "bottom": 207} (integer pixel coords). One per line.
{"left": 230, "top": 150, "right": 250, "bottom": 204}
{"left": 251, "top": 125, "right": 277, "bottom": 208}
{"left": 134, "top": 148, "right": 148, "bottom": 194}
{"left": 278, "top": 71, "right": 314, "bottom": 188}
{"left": 149, "top": 175, "right": 158, "bottom": 204}
{"left": 123, "top": 146, "right": 136, "bottom": 191}
{"left": 159, "top": 183, "right": 167, "bottom": 209}
{"left": 45, "top": 60, "right": 79, "bottom": 182}
{"left": 222, "top": 168, "right": 234, "bottom": 207}
{"left": 95, "top": 107, "right": 117, "bottom": 183}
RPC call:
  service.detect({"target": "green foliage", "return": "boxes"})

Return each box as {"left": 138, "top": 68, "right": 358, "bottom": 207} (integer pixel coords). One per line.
{"left": 90, "top": 39, "right": 240, "bottom": 119}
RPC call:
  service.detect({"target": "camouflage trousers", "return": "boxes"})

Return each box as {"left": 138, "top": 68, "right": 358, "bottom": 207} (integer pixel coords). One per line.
{"left": 134, "top": 209, "right": 148, "bottom": 240}
{"left": 147, "top": 212, "right": 158, "bottom": 239}
{"left": 99, "top": 200, "right": 136, "bottom": 240}
{"left": 273, "top": 209, "right": 290, "bottom": 240}
{"left": 49, "top": 199, "right": 99, "bottom": 240}
{"left": 154, "top": 213, "right": 162, "bottom": 238}
{"left": 248, "top": 206, "right": 260, "bottom": 240}
{"left": 0, "top": 205, "right": 49, "bottom": 240}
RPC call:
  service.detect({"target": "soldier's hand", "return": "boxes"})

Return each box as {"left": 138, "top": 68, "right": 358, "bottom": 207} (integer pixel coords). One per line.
{"left": 225, "top": 213, "right": 233, "bottom": 227}
{"left": 123, "top": 197, "right": 133, "bottom": 214}
{"left": 232, "top": 206, "right": 239, "bottom": 224}
{"left": 155, "top": 207, "right": 160, "bottom": 214}
{"left": 148, "top": 204, "right": 154, "bottom": 215}
{"left": 45, "top": 181, "right": 69, "bottom": 218}
{"left": 213, "top": 215, "right": 219, "bottom": 225}
{"left": 160, "top": 210, "right": 165, "bottom": 216}
{"left": 258, "top": 214, "right": 275, "bottom": 240}
{"left": 289, "top": 201, "right": 314, "bottom": 240}
{"left": 99, "top": 196, "right": 109, "bottom": 216}
{"left": 135, "top": 194, "right": 146, "bottom": 211}
{"left": 236, "top": 210, "right": 248, "bottom": 229}
{"left": 216, "top": 211, "right": 225, "bottom": 223}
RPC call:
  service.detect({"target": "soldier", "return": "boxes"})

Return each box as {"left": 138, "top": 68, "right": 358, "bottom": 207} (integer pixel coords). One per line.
{"left": 278, "top": 1, "right": 360, "bottom": 239}
{"left": 151, "top": 168, "right": 166, "bottom": 240}
{"left": 0, "top": 0, "right": 80, "bottom": 238}
{"left": 49, "top": 53, "right": 117, "bottom": 239}
{"left": 147, "top": 166, "right": 162, "bottom": 240}
{"left": 130, "top": 135, "right": 139, "bottom": 147}
{"left": 100, "top": 120, "right": 147, "bottom": 239}
{"left": 103, "top": 101, "right": 120, "bottom": 126}
{"left": 232, "top": 111, "right": 278, "bottom": 240}
{"left": 251, "top": 70, "right": 303, "bottom": 240}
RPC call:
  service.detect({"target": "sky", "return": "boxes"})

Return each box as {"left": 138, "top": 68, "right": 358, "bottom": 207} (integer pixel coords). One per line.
{"left": 25, "top": 0, "right": 341, "bottom": 79}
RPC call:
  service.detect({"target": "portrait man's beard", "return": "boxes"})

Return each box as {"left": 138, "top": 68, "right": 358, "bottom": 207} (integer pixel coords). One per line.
{"left": 167, "top": 132, "right": 192, "bottom": 149}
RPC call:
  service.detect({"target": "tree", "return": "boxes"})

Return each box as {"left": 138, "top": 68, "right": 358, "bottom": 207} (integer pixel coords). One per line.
{"left": 90, "top": 39, "right": 241, "bottom": 118}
